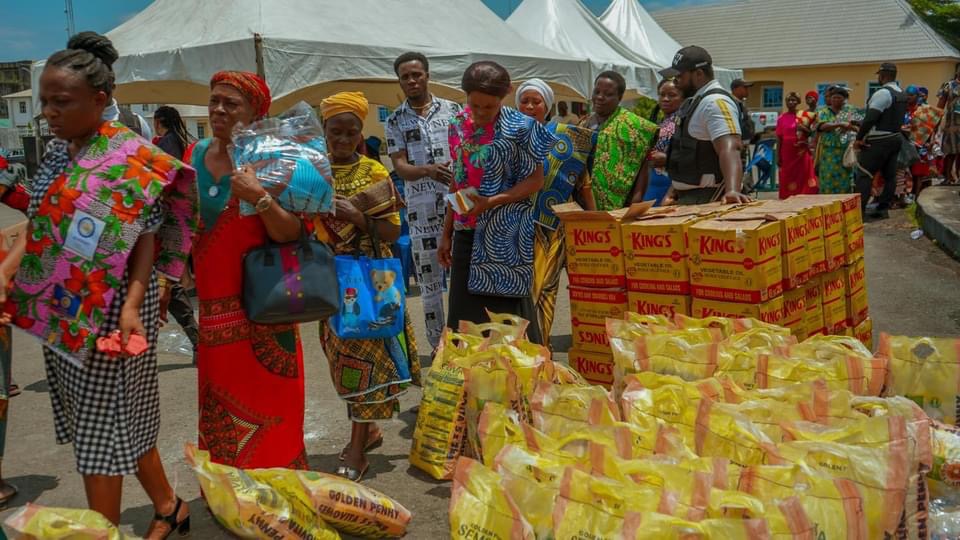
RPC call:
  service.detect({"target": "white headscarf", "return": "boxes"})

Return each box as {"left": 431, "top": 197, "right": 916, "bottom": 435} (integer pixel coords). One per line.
{"left": 515, "top": 79, "right": 555, "bottom": 112}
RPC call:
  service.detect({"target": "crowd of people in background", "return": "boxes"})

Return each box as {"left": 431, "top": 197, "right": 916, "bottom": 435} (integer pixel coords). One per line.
{"left": 0, "top": 27, "right": 953, "bottom": 535}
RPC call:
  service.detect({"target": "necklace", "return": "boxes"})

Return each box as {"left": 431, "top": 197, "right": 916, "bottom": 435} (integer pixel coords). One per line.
{"left": 409, "top": 95, "right": 434, "bottom": 111}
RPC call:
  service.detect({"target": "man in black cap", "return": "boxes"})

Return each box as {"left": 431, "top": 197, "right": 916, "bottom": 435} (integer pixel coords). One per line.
{"left": 853, "top": 62, "right": 906, "bottom": 219}
{"left": 730, "top": 79, "right": 756, "bottom": 184}
{"left": 662, "top": 45, "right": 751, "bottom": 204}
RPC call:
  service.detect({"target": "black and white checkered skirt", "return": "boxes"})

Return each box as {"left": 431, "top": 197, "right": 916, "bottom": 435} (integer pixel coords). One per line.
{"left": 43, "top": 273, "right": 162, "bottom": 476}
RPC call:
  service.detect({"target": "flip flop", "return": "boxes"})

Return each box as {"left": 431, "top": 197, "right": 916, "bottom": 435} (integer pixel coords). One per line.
{"left": 0, "top": 483, "right": 18, "bottom": 509}
{"left": 338, "top": 433, "right": 383, "bottom": 461}
{"left": 335, "top": 463, "right": 369, "bottom": 482}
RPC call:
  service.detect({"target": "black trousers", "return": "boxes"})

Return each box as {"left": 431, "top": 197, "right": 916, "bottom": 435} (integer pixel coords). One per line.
{"left": 447, "top": 230, "right": 543, "bottom": 345}
{"left": 855, "top": 134, "right": 902, "bottom": 213}
{"left": 167, "top": 284, "right": 199, "bottom": 349}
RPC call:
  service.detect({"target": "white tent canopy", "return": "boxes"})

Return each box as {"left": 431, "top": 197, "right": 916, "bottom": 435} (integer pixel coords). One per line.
{"left": 506, "top": 0, "right": 660, "bottom": 99}
{"left": 598, "top": 0, "right": 742, "bottom": 89}
{"left": 33, "top": 0, "right": 593, "bottom": 110}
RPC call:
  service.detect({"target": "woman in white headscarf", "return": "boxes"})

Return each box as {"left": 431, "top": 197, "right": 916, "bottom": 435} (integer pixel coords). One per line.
{"left": 517, "top": 79, "right": 597, "bottom": 340}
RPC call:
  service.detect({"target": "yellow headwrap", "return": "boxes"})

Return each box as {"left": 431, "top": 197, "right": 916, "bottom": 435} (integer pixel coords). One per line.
{"left": 320, "top": 91, "right": 369, "bottom": 122}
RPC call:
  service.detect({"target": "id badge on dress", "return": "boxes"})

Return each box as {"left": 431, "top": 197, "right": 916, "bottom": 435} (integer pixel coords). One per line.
{"left": 63, "top": 210, "right": 105, "bottom": 261}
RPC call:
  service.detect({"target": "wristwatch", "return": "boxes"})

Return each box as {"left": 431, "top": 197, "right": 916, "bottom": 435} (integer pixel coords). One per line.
{"left": 255, "top": 192, "right": 273, "bottom": 213}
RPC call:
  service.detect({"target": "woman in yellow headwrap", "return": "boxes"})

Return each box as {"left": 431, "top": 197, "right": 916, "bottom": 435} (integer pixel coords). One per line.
{"left": 315, "top": 91, "right": 420, "bottom": 481}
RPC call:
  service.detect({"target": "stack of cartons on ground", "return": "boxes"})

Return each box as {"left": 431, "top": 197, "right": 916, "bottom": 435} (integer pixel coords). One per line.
{"left": 557, "top": 202, "right": 649, "bottom": 387}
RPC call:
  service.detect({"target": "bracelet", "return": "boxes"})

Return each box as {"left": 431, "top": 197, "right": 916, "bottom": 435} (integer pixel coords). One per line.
{"left": 157, "top": 275, "right": 171, "bottom": 289}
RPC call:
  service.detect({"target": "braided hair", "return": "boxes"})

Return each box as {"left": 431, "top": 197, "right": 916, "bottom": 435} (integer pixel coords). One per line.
{"left": 154, "top": 106, "right": 192, "bottom": 150}
{"left": 46, "top": 31, "right": 118, "bottom": 94}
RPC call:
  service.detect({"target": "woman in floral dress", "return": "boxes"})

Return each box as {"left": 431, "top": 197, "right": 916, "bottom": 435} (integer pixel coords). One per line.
{"left": 815, "top": 87, "right": 860, "bottom": 194}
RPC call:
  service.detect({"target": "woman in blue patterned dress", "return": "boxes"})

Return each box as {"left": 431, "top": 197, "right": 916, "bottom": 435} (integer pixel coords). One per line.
{"left": 437, "top": 62, "right": 557, "bottom": 344}
{"left": 815, "top": 86, "right": 861, "bottom": 194}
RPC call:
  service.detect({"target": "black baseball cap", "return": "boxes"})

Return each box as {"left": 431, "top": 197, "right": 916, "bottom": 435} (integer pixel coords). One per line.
{"left": 730, "top": 79, "right": 754, "bottom": 90}
{"left": 659, "top": 45, "right": 712, "bottom": 78}
{"left": 877, "top": 62, "right": 898, "bottom": 74}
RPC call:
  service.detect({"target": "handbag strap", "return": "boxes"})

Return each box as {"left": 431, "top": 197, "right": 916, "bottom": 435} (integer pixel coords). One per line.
{"left": 348, "top": 215, "right": 385, "bottom": 260}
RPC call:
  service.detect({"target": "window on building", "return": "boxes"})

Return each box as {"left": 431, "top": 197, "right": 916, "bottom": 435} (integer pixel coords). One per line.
{"left": 197, "top": 124, "right": 205, "bottom": 139}
{"left": 378, "top": 106, "right": 390, "bottom": 123}
{"left": 761, "top": 85, "right": 783, "bottom": 109}
{"left": 18, "top": 102, "right": 26, "bottom": 114}
{"left": 141, "top": 104, "right": 150, "bottom": 112}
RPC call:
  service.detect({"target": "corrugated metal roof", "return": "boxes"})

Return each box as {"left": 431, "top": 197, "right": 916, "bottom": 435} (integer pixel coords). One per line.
{"left": 652, "top": 0, "right": 960, "bottom": 69}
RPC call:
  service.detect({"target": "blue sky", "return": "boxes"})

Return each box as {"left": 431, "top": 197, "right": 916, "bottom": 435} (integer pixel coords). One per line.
{"left": 1, "top": 0, "right": 720, "bottom": 62}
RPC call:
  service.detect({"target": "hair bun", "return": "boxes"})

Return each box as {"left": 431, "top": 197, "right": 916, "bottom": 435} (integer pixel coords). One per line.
{"left": 67, "top": 31, "right": 119, "bottom": 69}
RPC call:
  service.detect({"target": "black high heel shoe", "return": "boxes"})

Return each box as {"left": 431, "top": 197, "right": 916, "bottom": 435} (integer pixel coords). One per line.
{"left": 152, "top": 497, "right": 190, "bottom": 538}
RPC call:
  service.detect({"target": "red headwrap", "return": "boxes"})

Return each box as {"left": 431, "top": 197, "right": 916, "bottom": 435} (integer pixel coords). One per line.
{"left": 210, "top": 70, "right": 272, "bottom": 119}
{"left": 805, "top": 90, "right": 819, "bottom": 101}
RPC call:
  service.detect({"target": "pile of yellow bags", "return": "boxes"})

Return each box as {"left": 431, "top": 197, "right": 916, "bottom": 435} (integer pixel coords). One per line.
{"left": 445, "top": 312, "right": 937, "bottom": 540}
{"left": 4, "top": 504, "right": 132, "bottom": 539}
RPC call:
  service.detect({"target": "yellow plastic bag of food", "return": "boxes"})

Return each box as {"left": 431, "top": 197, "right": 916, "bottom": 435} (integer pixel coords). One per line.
{"left": 409, "top": 330, "right": 485, "bottom": 480}
{"left": 297, "top": 470, "right": 411, "bottom": 538}
{"left": 184, "top": 444, "right": 339, "bottom": 540}
{"left": 693, "top": 399, "right": 782, "bottom": 466}
{"left": 723, "top": 326, "right": 796, "bottom": 353}
{"left": 530, "top": 380, "right": 621, "bottom": 435}
{"left": 755, "top": 350, "right": 886, "bottom": 396}
{"left": 491, "top": 445, "right": 568, "bottom": 538}
{"left": 734, "top": 464, "right": 867, "bottom": 539}
{"left": 458, "top": 310, "right": 530, "bottom": 344}
{"left": 538, "top": 359, "right": 590, "bottom": 386}
{"left": 672, "top": 313, "right": 737, "bottom": 337}
{"left": 449, "top": 457, "right": 534, "bottom": 540}
{"left": 879, "top": 334, "right": 960, "bottom": 424}
{"left": 929, "top": 421, "right": 960, "bottom": 489}
{"left": 4, "top": 504, "right": 132, "bottom": 540}
{"left": 777, "top": 440, "right": 909, "bottom": 539}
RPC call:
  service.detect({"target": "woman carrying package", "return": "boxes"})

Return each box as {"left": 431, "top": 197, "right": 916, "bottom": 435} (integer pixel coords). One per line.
{"left": 438, "top": 62, "right": 557, "bottom": 344}
{"left": 190, "top": 71, "right": 309, "bottom": 471}
{"left": 315, "top": 92, "right": 420, "bottom": 481}
{"left": 0, "top": 32, "right": 196, "bottom": 537}
{"left": 516, "top": 78, "right": 596, "bottom": 339}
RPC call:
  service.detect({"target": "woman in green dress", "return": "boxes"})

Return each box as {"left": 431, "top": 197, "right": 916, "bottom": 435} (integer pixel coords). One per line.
{"left": 815, "top": 86, "right": 860, "bottom": 194}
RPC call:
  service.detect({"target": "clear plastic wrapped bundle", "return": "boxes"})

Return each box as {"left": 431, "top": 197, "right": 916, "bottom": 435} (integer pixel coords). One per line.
{"left": 232, "top": 101, "right": 335, "bottom": 216}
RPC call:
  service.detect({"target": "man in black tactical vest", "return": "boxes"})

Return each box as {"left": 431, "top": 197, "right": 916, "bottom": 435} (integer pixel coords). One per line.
{"left": 662, "top": 46, "right": 752, "bottom": 205}
{"left": 854, "top": 62, "right": 907, "bottom": 220}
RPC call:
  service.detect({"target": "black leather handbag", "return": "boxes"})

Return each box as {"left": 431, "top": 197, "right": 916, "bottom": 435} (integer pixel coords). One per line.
{"left": 242, "top": 228, "right": 339, "bottom": 324}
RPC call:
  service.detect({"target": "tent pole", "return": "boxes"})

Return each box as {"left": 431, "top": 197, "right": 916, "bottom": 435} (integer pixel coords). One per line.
{"left": 254, "top": 33, "right": 265, "bottom": 78}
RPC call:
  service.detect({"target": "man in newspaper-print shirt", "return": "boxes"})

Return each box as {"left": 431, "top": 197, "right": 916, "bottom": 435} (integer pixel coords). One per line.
{"left": 385, "top": 52, "right": 462, "bottom": 350}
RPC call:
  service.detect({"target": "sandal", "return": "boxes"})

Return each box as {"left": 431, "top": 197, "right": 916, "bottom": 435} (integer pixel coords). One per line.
{"left": 338, "top": 430, "right": 383, "bottom": 461}
{"left": 0, "top": 483, "right": 18, "bottom": 509}
{"left": 335, "top": 462, "right": 369, "bottom": 482}
{"left": 7, "top": 384, "right": 19, "bottom": 398}
{"left": 149, "top": 496, "right": 190, "bottom": 539}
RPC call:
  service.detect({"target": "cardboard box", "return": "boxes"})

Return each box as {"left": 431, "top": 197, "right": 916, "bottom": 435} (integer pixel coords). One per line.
{"left": 621, "top": 213, "right": 703, "bottom": 294}
{"left": 854, "top": 317, "right": 873, "bottom": 351}
{"left": 567, "top": 348, "right": 614, "bottom": 388}
{"left": 557, "top": 202, "right": 650, "bottom": 289}
{"left": 820, "top": 269, "right": 848, "bottom": 335}
{"left": 843, "top": 258, "right": 868, "bottom": 327}
{"left": 730, "top": 209, "right": 811, "bottom": 290}
{"left": 569, "top": 286, "right": 628, "bottom": 353}
{"left": 792, "top": 197, "right": 845, "bottom": 271}
{"left": 803, "top": 277, "right": 826, "bottom": 337}
{"left": 691, "top": 296, "right": 785, "bottom": 326}
{"left": 782, "top": 287, "right": 807, "bottom": 340}
{"left": 800, "top": 194, "right": 865, "bottom": 264}
{"left": 773, "top": 201, "right": 827, "bottom": 277}
{"left": 688, "top": 217, "right": 783, "bottom": 303}
{"left": 626, "top": 291, "right": 691, "bottom": 318}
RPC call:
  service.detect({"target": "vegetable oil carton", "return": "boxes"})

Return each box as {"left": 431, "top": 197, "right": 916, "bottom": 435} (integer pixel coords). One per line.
{"left": 796, "top": 194, "right": 864, "bottom": 264}
{"left": 556, "top": 202, "right": 651, "bottom": 289}
{"left": 621, "top": 212, "right": 707, "bottom": 295}
{"left": 688, "top": 217, "right": 783, "bottom": 303}
{"left": 792, "top": 196, "right": 845, "bottom": 271}
{"left": 567, "top": 348, "right": 614, "bottom": 388}
{"left": 770, "top": 200, "right": 827, "bottom": 277}
{"left": 691, "top": 296, "right": 785, "bottom": 326}
{"left": 729, "top": 208, "right": 811, "bottom": 290}
{"left": 568, "top": 286, "right": 628, "bottom": 353}
{"left": 803, "top": 276, "right": 826, "bottom": 337}
{"left": 843, "top": 258, "right": 868, "bottom": 327}
{"left": 820, "top": 269, "right": 848, "bottom": 335}
{"left": 626, "top": 291, "right": 691, "bottom": 318}
{"left": 782, "top": 287, "right": 807, "bottom": 340}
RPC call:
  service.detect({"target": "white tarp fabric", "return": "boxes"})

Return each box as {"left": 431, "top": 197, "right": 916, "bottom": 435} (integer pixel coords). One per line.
{"left": 598, "top": 0, "right": 742, "bottom": 89}
{"left": 33, "top": 0, "right": 593, "bottom": 109}
{"left": 506, "top": 0, "right": 660, "bottom": 98}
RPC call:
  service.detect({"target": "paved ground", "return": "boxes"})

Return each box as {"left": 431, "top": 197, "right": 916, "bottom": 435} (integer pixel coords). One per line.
{"left": 0, "top": 206, "right": 958, "bottom": 538}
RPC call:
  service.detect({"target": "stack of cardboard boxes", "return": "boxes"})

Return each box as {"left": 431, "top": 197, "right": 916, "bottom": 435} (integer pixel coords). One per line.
{"left": 557, "top": 195, "right": 872, "bottom": 386}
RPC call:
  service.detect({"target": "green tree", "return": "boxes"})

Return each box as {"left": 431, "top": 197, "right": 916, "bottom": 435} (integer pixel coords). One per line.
{"left": 908, "top": 0, "right": 960, "bottom": 49}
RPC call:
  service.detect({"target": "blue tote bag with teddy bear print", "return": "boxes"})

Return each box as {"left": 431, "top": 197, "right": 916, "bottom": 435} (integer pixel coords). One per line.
{"left": 330, "top": 254, "right": 406, "bottom": 340}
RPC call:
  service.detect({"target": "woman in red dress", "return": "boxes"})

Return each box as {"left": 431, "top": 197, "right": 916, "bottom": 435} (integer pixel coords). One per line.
{"left": 776, "top": 91, "right": 818, "bottom": 199}
{"left": 189, "top": 71, "right": 308, "bottom": 469}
